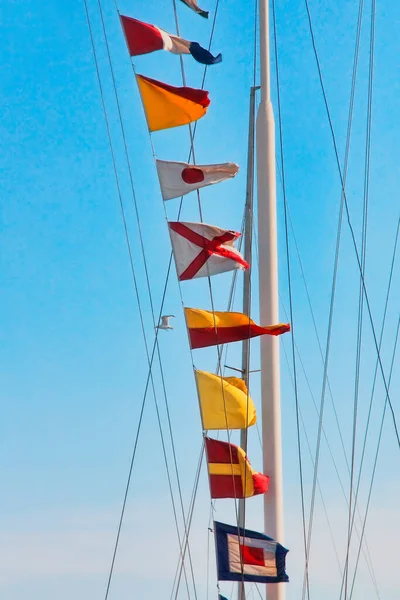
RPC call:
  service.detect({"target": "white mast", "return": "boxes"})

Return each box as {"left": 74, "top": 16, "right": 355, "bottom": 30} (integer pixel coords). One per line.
{"left": 257, "top": 0, "right": 285, "bottom": 599}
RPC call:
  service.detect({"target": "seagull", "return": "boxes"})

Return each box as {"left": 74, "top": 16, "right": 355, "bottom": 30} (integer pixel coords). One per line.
{"left": 156, "top": 315, "right": 175, "bottom": 331}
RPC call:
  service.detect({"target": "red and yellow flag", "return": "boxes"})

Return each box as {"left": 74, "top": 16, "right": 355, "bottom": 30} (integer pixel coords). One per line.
{"left": 185, "top": 308, "right": 290, "bottom": 349}
{"left": 136, "top": 74, "right": 210, "bottom": 132}
{"left": 205, "top": 437, "right": 269, "bottom": 499}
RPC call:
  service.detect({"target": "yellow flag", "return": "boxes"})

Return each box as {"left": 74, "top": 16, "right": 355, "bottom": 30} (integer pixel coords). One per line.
{"left": 136, "top": 74, "right": 210, "bottom": 132}
{"left": 195, "top": 370, "right": 257, "bottom": 430}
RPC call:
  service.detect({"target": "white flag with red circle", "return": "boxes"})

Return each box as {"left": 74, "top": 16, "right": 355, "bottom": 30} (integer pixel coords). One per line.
{"left": 168, "top": 222, "right": 249, "bottom": 280}
{"left": 156, "top": 159, "right": 239, "bottom": 200}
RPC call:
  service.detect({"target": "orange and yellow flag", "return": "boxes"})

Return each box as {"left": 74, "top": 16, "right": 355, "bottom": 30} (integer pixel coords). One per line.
{"left": 136, "top": 74, "right": 210, "bottom": 132}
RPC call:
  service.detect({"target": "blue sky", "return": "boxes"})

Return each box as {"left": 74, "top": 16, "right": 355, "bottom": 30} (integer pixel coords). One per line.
{"left": 1, "top": 0, "right": 400, "bottom": 599}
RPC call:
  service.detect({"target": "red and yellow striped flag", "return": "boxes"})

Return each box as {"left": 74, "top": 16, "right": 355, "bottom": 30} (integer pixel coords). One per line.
{"left": 185, "top": 308, "right": 290, "bottom": 349}
{"left": 205, "top": 437, "right": 269, "bottom": 499}
{"left": 136, "top": 75, "right": 210, "bottom": 132}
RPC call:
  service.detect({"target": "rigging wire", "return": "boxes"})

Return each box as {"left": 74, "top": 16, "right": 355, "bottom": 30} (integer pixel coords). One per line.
{"left": 278, "top": 297, "right": 380, "bottom": 594}
{"left": 348, "top": 312, "right": 400, "bottom": 599}
{"left": 80, "top": 5, "right": 190, "bottom": 597}
{"left": 253, "top": 170, "right": 379, "bottom": 593}
{"left": 343, "top": 1, "right": 375, "bottom": 597}
{"left": 344, "top": 210, "right": 400, "bottom": 597}
{"left": 280, "top": 339, "right": 343, "bottom": 576}
{"left": 299, "top": 0, "right": 400, "bottom": 593}
{"left": 302, "top": 0, "right": 400, "bottom": 447}
{"left": 93, "top": 0, "right": 201, "bottom": 595}
{"left": 84, "top": 0, "right": 232, "bottom": 594}
{"left": 85, "top": 0, "right": 205, "bottom": 599}
{"left": 271, "top": 0, "right": 310, "bottom": 597}
{"left": 275, "top": 153, "right": 380, "bottom": 593}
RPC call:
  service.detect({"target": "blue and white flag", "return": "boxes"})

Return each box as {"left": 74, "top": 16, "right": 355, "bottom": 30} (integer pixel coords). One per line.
{"left": 214, "top": 521, "right": 289, "bottom": 583}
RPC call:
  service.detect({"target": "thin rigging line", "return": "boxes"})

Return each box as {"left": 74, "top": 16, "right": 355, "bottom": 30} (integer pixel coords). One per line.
{"left": 278, "top": 298, "right": 379, "bottom": 591}
{"left": 346, "top": 211, "right": 400, "bottom": 595}
{"left": 171, "top": 442, "right": 205, "bottom": 600}
{"left": 80, "top": 7, "right": 183, "bottom": 599}
{"left": 256, "top": 171, "right": 379, "bottom": 590}
{"left": 94, "top": 0, "right": 225, "bottom": 595}
{"left": 300, "top": 0, "right": 398, "bottom": 593}
{"left": 84, "top": 1, "right": 199, "bottom": 596}
{"left": 95, "top": 1, "right": 199, "bottom": 595}
{"left": 343, "top": 1, "right": 375, "bottom": 597}
{"left": 280, "top": 339, "right": 343, "bottom": 576}
{"left": 275, "top": 166, "right": 379, "bottom": 592}
{"left": 303, "top": 0, "right": 400, "bottom": 447}
{"left": 271, "top": 1, "right": 310, "bottom": 598}
{"left": 348, "top": 312, "right": 400, "bottom": 599}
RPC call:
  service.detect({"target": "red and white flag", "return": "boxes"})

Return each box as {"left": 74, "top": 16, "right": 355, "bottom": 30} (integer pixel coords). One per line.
{"left": 120, "top": 16, "right": 221, "bottom": 65}
{"left": 169, "top": 222, "right": 249, "bottom": 280}
{"left": 156, "top": 159, "right": 239, "bottom": 200}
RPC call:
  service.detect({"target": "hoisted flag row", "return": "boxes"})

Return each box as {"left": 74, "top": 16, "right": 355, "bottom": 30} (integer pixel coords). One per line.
{"left": 119, "top": 7, "right": 289, "bottom": 584}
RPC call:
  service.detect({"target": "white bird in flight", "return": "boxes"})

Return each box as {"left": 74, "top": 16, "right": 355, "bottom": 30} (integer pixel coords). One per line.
{"left": 156, "top": 315, "right": 175, "bottom": 331}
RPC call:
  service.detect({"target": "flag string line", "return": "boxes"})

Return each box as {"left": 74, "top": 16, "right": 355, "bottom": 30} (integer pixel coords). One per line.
{"left": 82, "top": 0, "right": 211, "bottom": 597}
{"left": 164, "top": 0, "right": 262, "bottom": 593}
{"left": 89, "top": 3, "right": 241, "bottom": 596}
{"left": 87, "top": 0, "right": 281, "bottom": 597}
{"left": 91, "top": 10, "right": 198, "bottom": 594}
{"left": 103, "top": 0, "right": 239, "bottom": 597}
{"left": 164, "top": 0, "right": 261, "bottom": 594}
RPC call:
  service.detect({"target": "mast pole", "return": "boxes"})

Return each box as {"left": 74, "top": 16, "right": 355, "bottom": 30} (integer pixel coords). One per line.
{"left": 257, "top": 1, "right": 285, "bottom": 599}
{"left": 238, "top": 84, "right": 258, "bottom": 600}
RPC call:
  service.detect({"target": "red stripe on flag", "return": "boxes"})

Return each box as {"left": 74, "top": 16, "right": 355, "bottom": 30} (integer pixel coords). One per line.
{"left": 205, "top": 437, "right": 240, "bottom": 464}
{"left": 189, "top": 323, "right": 288, "bottom": 349}
{"left": 209, "top": 474, "right": 244, "bottom": 498}
{"left": 138, "top": 75, "right": 210, "bottom": 107}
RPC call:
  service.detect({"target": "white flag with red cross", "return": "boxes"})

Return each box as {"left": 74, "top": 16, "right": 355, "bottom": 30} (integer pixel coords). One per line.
{"left": 168, "top": 222, "right": 249, "bottom": 280}
{"left": 156, "top": 159, "right": 239, "bottom": 200}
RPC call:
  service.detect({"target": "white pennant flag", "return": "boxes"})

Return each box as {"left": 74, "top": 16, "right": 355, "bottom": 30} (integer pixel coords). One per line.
{"left": 156, "top": 159, "right": 239, "bottom": 200}
{"left": 169, "top": 221, "right": 249, "bottom": 280}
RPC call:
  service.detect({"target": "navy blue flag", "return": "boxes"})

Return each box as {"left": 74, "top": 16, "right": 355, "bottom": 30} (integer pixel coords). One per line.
{"left": 189, "top": 42, "right": 222, "bottom": 65}
{"left": 214, "top": 521, "right": 289, "bottom": 584}
{"left": 219, "top": 595, "right": 229, "bottom": 600}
